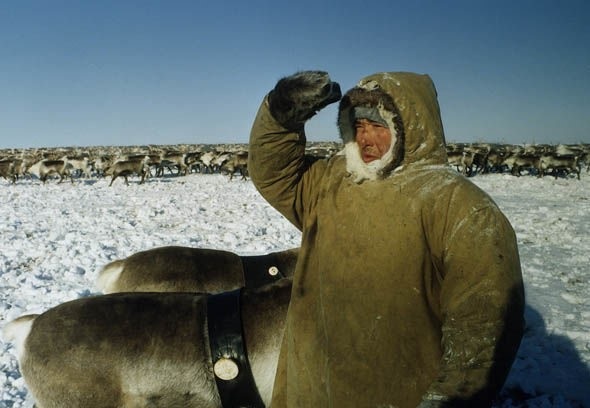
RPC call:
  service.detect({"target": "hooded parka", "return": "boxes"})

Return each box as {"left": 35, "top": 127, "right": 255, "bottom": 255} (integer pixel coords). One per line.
{"left": 248, "top": 72, "right": 525, "bottom": 407}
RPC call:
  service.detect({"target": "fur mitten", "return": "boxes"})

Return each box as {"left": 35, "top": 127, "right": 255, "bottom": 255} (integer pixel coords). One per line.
{"left": 268, "top": 71, "right": 341, "bottom": 130}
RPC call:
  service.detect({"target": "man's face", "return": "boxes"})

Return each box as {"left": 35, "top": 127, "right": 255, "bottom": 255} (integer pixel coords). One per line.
{"left": 354, "top": 119, "right": 392, "bottom": 163}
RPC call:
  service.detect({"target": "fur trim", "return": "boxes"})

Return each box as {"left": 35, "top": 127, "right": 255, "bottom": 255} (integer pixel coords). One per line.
{"left": 338, "top": 84, "right": 402, "bottom": 143}
{"left": 338, "top": 83, "right": 405, "bottom": 180}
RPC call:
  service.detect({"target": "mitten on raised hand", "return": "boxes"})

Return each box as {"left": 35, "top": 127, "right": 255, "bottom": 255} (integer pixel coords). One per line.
{"left": 267, "top": 71, "right": 341, "bottom": 130}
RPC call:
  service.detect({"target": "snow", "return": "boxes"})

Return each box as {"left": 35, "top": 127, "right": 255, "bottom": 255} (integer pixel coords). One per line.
{"left": 1, "top": 171, "right": 589, "bottom": 407}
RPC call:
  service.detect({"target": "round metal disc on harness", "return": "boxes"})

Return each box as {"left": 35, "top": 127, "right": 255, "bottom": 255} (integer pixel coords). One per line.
{"left": 213, "top": 357, "right": 240, "bottom": 380}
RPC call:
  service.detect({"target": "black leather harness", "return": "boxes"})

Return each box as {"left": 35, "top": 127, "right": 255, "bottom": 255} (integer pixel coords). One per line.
{"left": 241, "top": 253, "right": 286, "bottom": 289}
{"left": 207, "top": 288, "right": 265, "bottom": 408}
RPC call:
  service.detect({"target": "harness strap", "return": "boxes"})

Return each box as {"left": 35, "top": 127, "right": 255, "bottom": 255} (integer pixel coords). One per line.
{"left": 207, "top": 288, "right": 265, "bottom": 408}
{"left": 241, "top": 254, "right": 285, "bottom": 289}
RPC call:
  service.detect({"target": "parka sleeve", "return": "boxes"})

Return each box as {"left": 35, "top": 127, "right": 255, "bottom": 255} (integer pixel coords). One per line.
{"left": 248, "top": 96, "right": 325, "bottom": 230}
{"left": 422, "top": 199, "right": 525, "bottom": 406}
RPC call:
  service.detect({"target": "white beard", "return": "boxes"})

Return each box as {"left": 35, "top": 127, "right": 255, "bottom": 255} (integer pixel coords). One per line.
{"left": 344, "top": 138, "right": 397, "bottom": 183}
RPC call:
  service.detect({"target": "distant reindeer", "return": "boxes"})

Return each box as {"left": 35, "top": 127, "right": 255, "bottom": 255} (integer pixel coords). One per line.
{"left": 220, "top": 151, "right": 249, "bottom": 181}
{"left": 105, "top": 156, "right": 150, "bottom": 186}
{"left": 60, "top": 155, "right": 93, "bottom": 179}
{"left": 0, "top": 159, "right": 16, "bottom": 183}
{"left": 28, "top": 159, "right": 73, "bottom": 183}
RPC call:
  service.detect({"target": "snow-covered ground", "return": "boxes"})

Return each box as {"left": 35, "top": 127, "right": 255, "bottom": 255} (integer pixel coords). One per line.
{"left": 0, "top": 171, "right": 588, "bottom": 407}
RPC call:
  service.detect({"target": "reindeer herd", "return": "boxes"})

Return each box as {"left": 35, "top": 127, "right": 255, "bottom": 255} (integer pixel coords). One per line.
{"left": 1, "top": 141, "right": 588, "bottom": 187}
{"left": 446, "top": 142, "right": 589, "bottom": 179}
{"left": 0, "top": 144, "right": 255, "bottom": 186}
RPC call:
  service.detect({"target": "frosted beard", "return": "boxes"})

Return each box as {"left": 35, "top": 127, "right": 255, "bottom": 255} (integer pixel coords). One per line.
{"left": 344, "top": 136, "right": 397, "bottom": 183}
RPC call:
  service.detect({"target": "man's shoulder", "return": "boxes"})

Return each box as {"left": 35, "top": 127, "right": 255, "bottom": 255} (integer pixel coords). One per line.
{"left": 398, "top": 165, "right": 493, "bottom": 202}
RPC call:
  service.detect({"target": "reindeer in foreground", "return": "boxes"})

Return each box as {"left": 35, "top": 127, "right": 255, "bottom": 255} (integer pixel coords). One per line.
{"left": 96, "top": 245, "right": 299, "bottom": 293}
{"left": 4, "top": 280, "right": 292, "bottom": 408}
{"left": 4, "top": 246, "right": 299, "bottom": 408}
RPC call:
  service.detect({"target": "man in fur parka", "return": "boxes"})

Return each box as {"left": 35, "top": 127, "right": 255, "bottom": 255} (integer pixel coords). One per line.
{"left": 248, "top": 71, "right": 525, "bottom": 407}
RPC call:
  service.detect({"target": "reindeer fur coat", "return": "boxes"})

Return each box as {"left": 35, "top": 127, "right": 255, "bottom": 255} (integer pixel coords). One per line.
{"left": 248, "top": 72, "right": 525, "bottom": 407}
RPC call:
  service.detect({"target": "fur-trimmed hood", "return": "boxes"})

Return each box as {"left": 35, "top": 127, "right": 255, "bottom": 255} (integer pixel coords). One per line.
{"left": 338, "top": 72, "right": 448, "bottom": 180}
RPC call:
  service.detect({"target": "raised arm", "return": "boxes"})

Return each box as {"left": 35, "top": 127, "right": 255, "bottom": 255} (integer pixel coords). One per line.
{"left": 248, "top": 71, "right": 341, "bottom": 229}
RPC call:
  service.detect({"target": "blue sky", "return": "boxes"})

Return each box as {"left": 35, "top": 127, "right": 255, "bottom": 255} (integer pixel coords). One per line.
{"left": 1, "top": 0, "right": 589, "bottom": 148}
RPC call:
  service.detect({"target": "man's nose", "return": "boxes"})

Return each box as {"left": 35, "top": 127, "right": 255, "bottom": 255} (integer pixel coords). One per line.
{"left": 359, "top": 132, "right": 372, "bottom": 145}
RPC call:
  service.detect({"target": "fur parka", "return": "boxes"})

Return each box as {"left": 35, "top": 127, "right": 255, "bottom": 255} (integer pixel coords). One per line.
{"left": 248, "top": 72, "right": 525, "bottom": 407}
